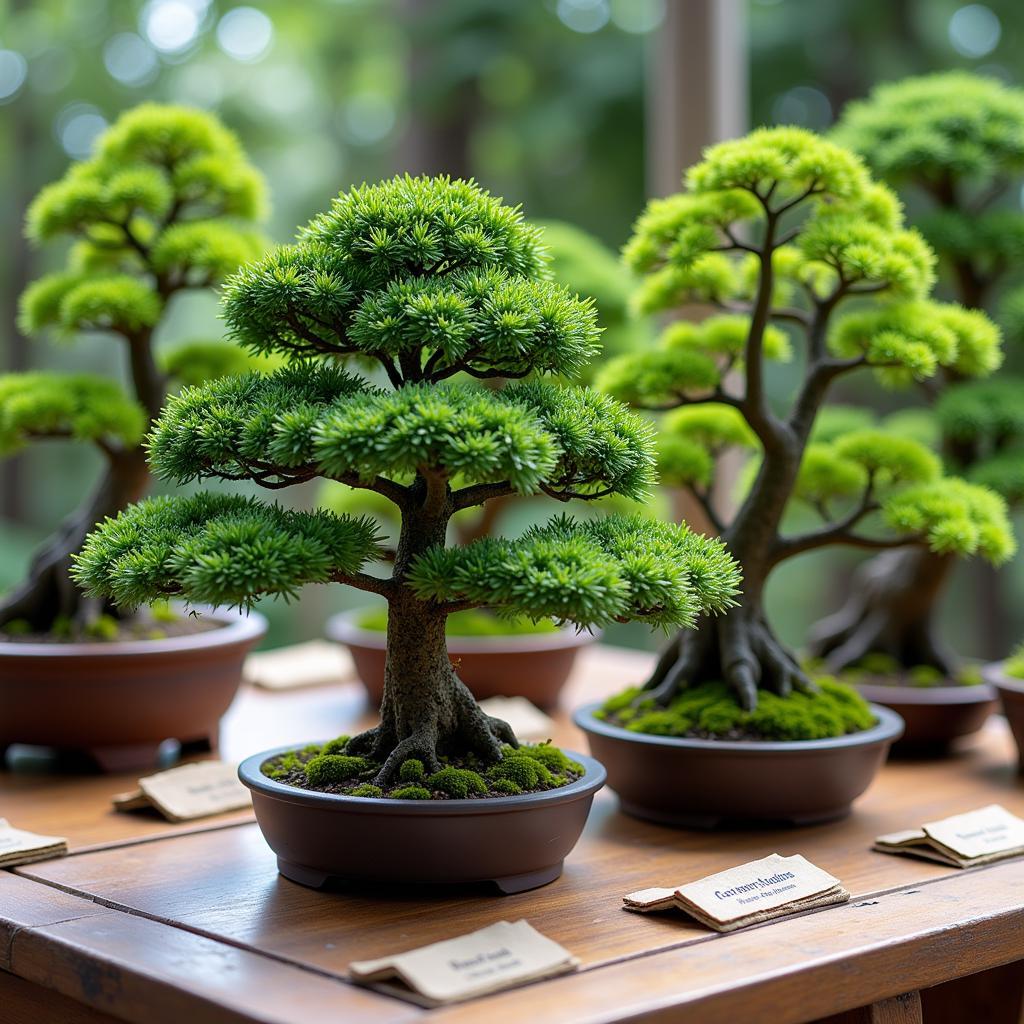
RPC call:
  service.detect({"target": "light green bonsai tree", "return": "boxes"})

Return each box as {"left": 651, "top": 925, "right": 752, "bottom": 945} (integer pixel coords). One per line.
{"left": 0, "top": 104, "right": 267, "bottom": 634}
{"left": 809, "top": 72, "right": 1024, "bottom": 671}
{"left": 74, "top": 176, "right": 740, "bottom": 785}
{"left": 599, "top": 126, "right": 1014, "bottom": 711}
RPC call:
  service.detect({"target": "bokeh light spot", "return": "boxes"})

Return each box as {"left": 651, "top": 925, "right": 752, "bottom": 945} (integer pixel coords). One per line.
{"left": 104, "top": 33, "right": 159, "bottom": 86}
{"left": 56, "top": 103, "right": 108, "bottom": 159}
{"left": 948, "top": 4, "right": 1001, "bottom": 58}
{"left": 0, "top": 50, "right": 28, "bottom": 102}
{"left": 141, "top": 0, "right": 202, "bottom": 53}
{"left": 556, "top": 0, "right": 611, "bottom": 34}
{"left": 216, "top": 7, "right": 274, "bottom": 63}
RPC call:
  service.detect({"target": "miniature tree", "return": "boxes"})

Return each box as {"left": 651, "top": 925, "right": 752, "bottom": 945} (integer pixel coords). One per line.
{"left": 0, "top": 104, "right": 266, "bottom": 633}
{"left": 808, "top": 72, "right": 1024, "bottom": 670}
{"left": 599, "top": 126, "right": 1014, "bottom": 710}
{"left": 74, "top": 176, "right": 741, "bottom": 782}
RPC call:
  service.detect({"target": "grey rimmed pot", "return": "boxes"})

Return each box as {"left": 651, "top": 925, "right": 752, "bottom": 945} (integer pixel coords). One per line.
{"left": 982, "top": 662, "right": 1024, "bottom": 772}
{"left": 327, "top": 608, "right": 600, "bottom": 709}
{"left": 0, "top": 607, "right": 266, "bottom": 772}
{"left": 574, "top": 702, "right": 903, "bottom": 828}
{"left": 238, "top": 746, "right": 606, "bottom": 894}
{"left": 851, "top": 679, "right": 996, "bottom": 755}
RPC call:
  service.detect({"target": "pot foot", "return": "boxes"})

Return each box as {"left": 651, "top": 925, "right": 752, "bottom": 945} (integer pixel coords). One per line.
{"left": 88, "top": 741, "right": 168, "bottom": 773}
{"left": 179, "top": 729, "right": 219, "bottom": 757}
{"left": 277, "top": 858, "right": 332, "bottom": 889}
{"left": 619, "top": 800, "right": 724, "bottom": 829}
{"left": 491, "top": 863, "right": 563, "bottom": 895}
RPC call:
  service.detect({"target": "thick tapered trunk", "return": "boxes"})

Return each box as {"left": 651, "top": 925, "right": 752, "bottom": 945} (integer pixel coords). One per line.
{"left": 345, "top": 480, "right": 515, "bottom": 784}
{"left": 0, "top": 449, "right": 150, "bottom": 631}
{"left": 809, "top": 548, "right": 957, "bottom": 673}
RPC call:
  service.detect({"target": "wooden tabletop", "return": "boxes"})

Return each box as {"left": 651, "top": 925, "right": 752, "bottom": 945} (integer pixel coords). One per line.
{"left": 3, "top": 645, "right": 1024, "bottom": 1024}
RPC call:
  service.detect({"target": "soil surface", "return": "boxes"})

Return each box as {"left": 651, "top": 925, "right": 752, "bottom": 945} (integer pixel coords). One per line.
{"left": 0, "top": 610, "right": 224, "bottom": 644}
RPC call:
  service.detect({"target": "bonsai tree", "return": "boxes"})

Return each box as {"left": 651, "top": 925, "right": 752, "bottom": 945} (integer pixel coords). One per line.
{"left": 0, "top": 104, "right": 267, "bottom": 634}
{"left": 811, "top": 72, "right": 1024, "bottom": 671}
{"left": 599, "top": 126, "right": 1014, "bottom": 710}
{"left": 74, "top": 175, "right": 741, "bottom": 784}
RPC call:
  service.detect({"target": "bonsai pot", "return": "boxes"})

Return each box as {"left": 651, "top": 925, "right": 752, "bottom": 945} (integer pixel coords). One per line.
{"left": 327, "top": 608, "right": 599, "bottom": 709}
{"left": 0, "top": 607, "right": 266, "bottom": 772}
{"left": 574, "top": 702, "right": 903, "bottom": 828}
{"left": 982, "top": 662, "right": 1024, "bottom": 772}
{"left": 238, "top": 746, "right": 606, "bottom": 894}
{"left": 851, "top": 679, "right": 996, "bottom": 755}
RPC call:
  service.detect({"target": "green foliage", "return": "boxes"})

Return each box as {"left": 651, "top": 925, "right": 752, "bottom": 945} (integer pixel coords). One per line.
{"left": 398, "top": 758, "right": 426, "bottom": 782}
{"left": 0, "top": 373, "right": 146, "bottom": 456}
{"left": 426, "top": 766, "right": 488, "bottom": 798}
{"left": 408, "top": 513, "right": 740, "bottom": 629}
{"left": 322, "top": 736, "right": 351, "bottom": 755}
{"left": 935, "top": 378, "right": 1024, "bottom": 451}
{"left": 601, "top": 677, "right": 876, "bottom": 741}
{"left": 356, "top": 606, "right": 559, "bottom": 637}
{"left": 73, "top": 492, "right": 382, "bottom": 609}
{"left": 389, "top": 785, "right": 432, "bottom": 800}
{"left": 304, "top": 754, "right": 369, "bottom": 786}
{"left": 350, "top": 784, "right": 384, "bottom": 798}
{"left": 158, "top": 341, "right": 281, "bottom": 388}
{"left": 487, "top": 751, "right": 554, "bottom": 788}
{"left": 1005, "top": 645, "right": 1024, "bottom": 681}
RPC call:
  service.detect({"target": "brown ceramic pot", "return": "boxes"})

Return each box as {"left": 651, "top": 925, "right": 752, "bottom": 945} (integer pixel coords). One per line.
{"left": 982, "top": 662, "right": 1024, "bottom": 772}
{"left": 327, "top": 609, "right": 599, "bottom": 709}
{"left": 852, "top": 680, "right": 996, "bottom": 755}
{"left": 238, "top": 746, "right": 605, "bottom": 894}
{"left": 0, "top": 608, "right": 266, "bottom": 771}
{"left": 574, "top": 702, "right": 902, "bottom": 828}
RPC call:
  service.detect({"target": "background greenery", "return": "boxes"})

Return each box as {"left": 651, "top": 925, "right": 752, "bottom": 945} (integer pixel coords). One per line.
{"left": 2, "top": 0, "right": 1022, "bottom": 654}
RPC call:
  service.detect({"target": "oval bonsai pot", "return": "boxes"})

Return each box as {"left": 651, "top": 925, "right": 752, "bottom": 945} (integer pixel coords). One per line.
{"left": 238, "top": 746, "right": 606, "bottom": 894}
{"left": 0, "top": 607, "right": 266, "bottom": 772}
{"left": 327, "top": 608, "right": 599, "bottom": 709}
{"left": 851, "top": 679, "right": 996, "bottom": 755}
{"left": 573, "top": 702, "right": 903, "bottom": 828}
{"left": 982, "top": 662, "right": 1024, "bottom": 772}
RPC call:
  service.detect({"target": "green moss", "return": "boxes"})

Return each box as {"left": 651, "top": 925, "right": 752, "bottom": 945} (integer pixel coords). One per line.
{"left": 427, "top": 766, "right": 488, "bottom": 798}
{"left": 956, "top": 664, "right": 984, "bottom": 687}
{"left": 1, "top": 619, "right": 31, "bottom": 636}
{"left": 488, "top": 751, "right": 555, "bottom": 789}
{"left": 490, "top": 778, "right": 523, "bottom": 795}
{"left": 149, "top": 600, "right": 178, "bottom": 624}
{"left": 603, "top": 677, "right": 876, "bottom": 742}
{"left": 1006, "top": 645, "right": 1024, "bottom": 680}
{"left": 518, "top": 743, "right": 583, "bottom": 777}
{"left": 856, "top": 652, "right": 902, "bottom": 676}
{"left": 350, "top": 784, "right": 383, "bottom": 798}
{"left": 398, "top": 758, "right": 426, "bottom": 783}
{"left": 321, "top": 735, "right": 350, "bottom": 755}
{"left": 908, "top": 665, "right": 945, "bottom": 688}
{"left": 304, "top": 754, "right": 368, "bottom": 787}
{"left": 355, "top": 606, "right": 560, "bottom": 638}
{"left": 389, "top": 785, "right": 432, "bottom": 800}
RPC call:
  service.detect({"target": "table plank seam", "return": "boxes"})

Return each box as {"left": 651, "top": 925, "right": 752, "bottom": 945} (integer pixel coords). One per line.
{"left": 68, "top": 816, "right": 256, "bottom": 858}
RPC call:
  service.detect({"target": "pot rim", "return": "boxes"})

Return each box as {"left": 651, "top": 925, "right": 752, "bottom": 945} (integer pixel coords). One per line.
{"left": 574, "top": 700, "right": 904, "bottom": 753}
{"left": 983, "top": 661, "right": 1024, "bottom": 693}
{"left": 326, "top": 607, "right": 602, "bottom": 654}
{"left": 239, "top": 744, "right": 606, "bottom": 814}
{"left": 853, "top": 680, "right": 996, "bottom": 706}
{"left": 0, "top": 604, "right": 267, "bottom": 658}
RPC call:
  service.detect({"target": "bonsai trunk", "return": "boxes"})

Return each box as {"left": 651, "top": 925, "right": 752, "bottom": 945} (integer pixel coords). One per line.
{"left": 808, "top": 548, "right": 957, "bottom": 674}
{"left": 644, "top": 444, "right": 806, "bottom": 709}
{"left": 346, "top": 482, "right": 516, "bottom": 785}
{"left": 0, "top": 449, "right": 150, "bottom": 632}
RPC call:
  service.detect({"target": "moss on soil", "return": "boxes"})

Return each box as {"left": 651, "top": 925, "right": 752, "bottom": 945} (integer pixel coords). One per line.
{"left": 355, "top": 606, "right": 561, "bottom": 638}
{"left": 0, "top": 602, "right": 220, "bottom": 644}
{"left": 832, "top": 652, "right": 984, "bottom": 688}
{"left": 261, "top": 740, "right": 584, "bottom": 799}
{"left": 595, "top": 677, "right": 876, "bottom": 742}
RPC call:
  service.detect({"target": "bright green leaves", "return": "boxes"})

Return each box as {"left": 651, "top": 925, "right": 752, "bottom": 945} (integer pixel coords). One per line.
{"left": 657, "top": 405, "right": 758, "bottom": 489}
{"left": 829, "top": 302, "right": 1001, "bottom": 385}
{"left": 151, "top": 223, "right": 267, "bottom": 286}
{"left": 936, "top": 378, "right": 1024, "bottom": 450}
{"left": 20, "top": 273, "right": 162, "bottom": 336}
{"left": 222, "top": 178, "right": 598, "bottom": 383}
{"left": 0, "top": 373, "right": 146, "bottom": 455}
{"left": 408, "top": 514, "right": 740, "bottom": 629}
{"left": 834, "top": 72, "right": 1024, "bottom": 184}
{"left": 73, "top": 492, "right": 382, "bottom": 610}
{"left": 883, "top": 479, "right": 1015, "bottom": 564}
{"left": 157, "top": 341, "right": 280, "bottom": 388}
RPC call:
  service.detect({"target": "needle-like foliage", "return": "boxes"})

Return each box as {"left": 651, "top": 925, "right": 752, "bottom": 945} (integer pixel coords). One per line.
{"left": 75, "top": 176, "right": 741, "bottom": 782}
{"left": 600, "top": 125, "right": 1013, "bottom": 708}
{"left": 0, "top": 105, "right": 268, "bottom": 632}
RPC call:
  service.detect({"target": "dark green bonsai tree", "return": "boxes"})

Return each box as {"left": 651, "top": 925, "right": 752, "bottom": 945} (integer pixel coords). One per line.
{"left": 74, "top": 176, "right": 741, "bottom": 786}
{"left": 599, "top": 126, "right": 1014, "bottom": 712}
{"left": 0, "top": 104, "right": 266, "bottom": 635}
{"left": 810, "top": 72, "right": 1024, "bottom": 671}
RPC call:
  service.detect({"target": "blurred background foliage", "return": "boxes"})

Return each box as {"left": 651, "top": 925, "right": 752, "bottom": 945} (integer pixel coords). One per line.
{"left": 1, "top": 0, "right": 1023, "bottom": 653}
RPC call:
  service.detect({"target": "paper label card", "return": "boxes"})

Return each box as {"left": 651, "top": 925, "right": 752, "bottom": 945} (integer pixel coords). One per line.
{"left": 113, "top": 761, "right": 251, "bottom": 822}
{"left": 875, "top": 804, "right": 1024, "bottom": 867}
{"left": 476, "top": 696, "right": 555, "bottom": 741}
{"left": 245, "top": 640, "right": 355, "bottom": 690}
{"left": 348, "top": 920, "right": 578, "bottom": 1006}
{"left": 0, "top": 819, "right": 67, "bottom": 868}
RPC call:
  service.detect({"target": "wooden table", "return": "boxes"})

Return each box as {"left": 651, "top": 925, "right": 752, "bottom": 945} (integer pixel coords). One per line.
{"left": 3, "top": 645, "right": 1024, "bottom": 1024}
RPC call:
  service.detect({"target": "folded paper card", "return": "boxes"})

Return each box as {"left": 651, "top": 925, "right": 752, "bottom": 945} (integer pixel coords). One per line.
{"left": 112, "top": 761, "right": 251, "bottom": 822}
{"left": 623, "top": 853, "right": 850, "bottom": 932}
{"left": 0, "top": 819, "right": 67, "bottom": 868}
{"left": 245, "top": 640, "right": 355, "bottom": 690}
{"left": 476, "top": 696, "right": 555, "bottom": 741}
{"left": 874, "top": 804, "right": 1024, "bottom": 868}
{"left": 348, "top": 920, "right": 578, "bottom": 1007}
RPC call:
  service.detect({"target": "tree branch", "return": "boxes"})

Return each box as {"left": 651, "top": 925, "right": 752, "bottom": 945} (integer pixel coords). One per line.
{"left": 451, "top": 480, "right": 516, "bottom": 510}
{"left": 331, "top": 569, "right": 395, "bottom": 598}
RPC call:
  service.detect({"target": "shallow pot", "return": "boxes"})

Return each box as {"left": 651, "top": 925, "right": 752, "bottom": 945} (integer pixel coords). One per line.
{"left": 238, "top": 746, "right": 606, "bottom": 894}
{"left": 852, "top": 680, "right": 996, "bottom": 755}
{"left": 0, "top": 607, "right": 266, "bottom": 772}
{"left": 982, "top": 662, "right": 1024, "bottom": 772}
{"left": 327, "top": 609, "right": 599, "bottom": 709}
{"left": 574, "top": 702, "right": 903, "bottom": 828}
